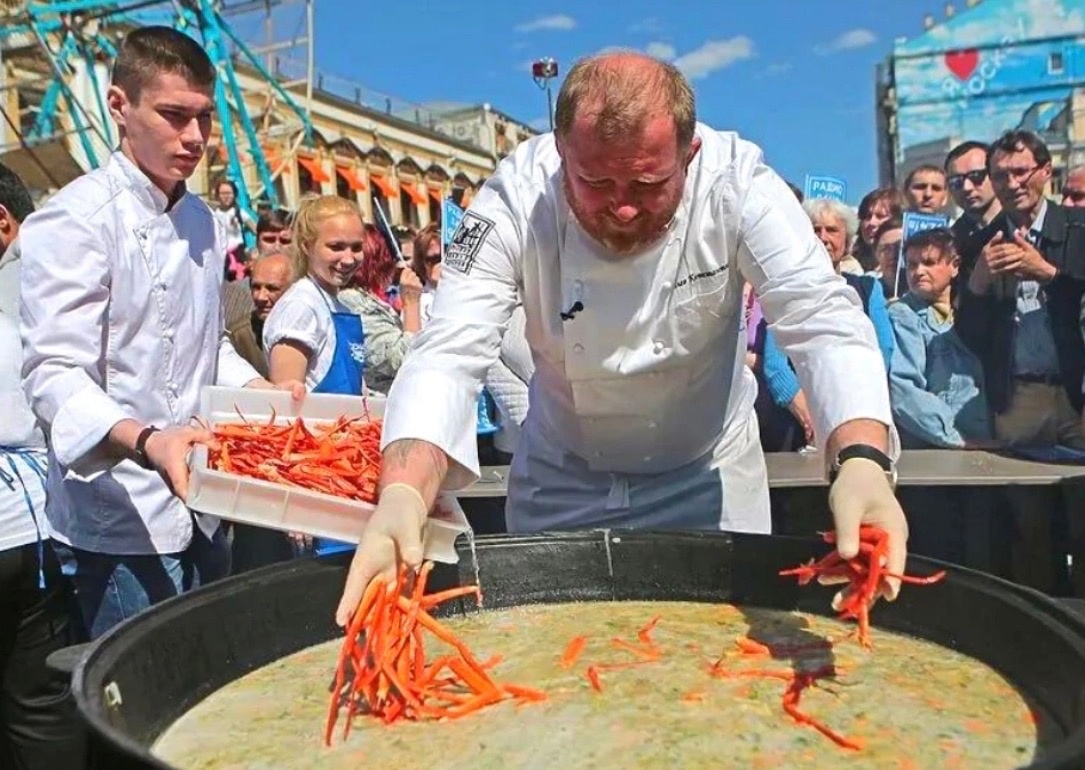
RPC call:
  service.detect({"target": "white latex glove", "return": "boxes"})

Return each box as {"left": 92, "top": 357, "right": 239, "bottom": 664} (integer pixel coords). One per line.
{"left": 335, "top": 483, "right": 428, "bottom": 627}
{"left": 827, "top": 457, "right": 909, "bottom": 602}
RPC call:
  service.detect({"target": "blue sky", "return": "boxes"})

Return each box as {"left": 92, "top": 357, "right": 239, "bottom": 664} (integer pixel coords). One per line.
{"left": 308, "top": 1, "right": 944, "bottom": 202}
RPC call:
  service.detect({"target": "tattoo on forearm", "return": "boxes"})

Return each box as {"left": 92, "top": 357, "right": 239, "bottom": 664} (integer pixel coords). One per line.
{"left": 381, "top": 439, "right": 449, "bottom": 501}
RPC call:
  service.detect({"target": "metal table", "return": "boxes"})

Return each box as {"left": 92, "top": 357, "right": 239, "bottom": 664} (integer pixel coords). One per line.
{"left": 458, "top": 450, "right": 1085, "bottom": 498}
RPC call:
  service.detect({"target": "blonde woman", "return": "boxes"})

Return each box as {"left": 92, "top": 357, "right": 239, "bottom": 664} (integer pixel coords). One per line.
{"left": 263, "top": 195, "right": 366, "bottom": 396}
{"left": 263, "top": 195, "right": 366, "bottom": 558}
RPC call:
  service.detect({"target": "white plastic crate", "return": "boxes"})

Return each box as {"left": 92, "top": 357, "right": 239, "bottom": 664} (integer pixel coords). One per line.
{"left": 187, "top": 386, "right": 471, "bottom": 564}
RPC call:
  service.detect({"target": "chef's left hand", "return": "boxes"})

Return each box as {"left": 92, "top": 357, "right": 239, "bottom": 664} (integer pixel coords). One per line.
{"left": 827, "top": 457, "right": 908, "bottom": 603}
{"left": 247, "top": 377, "right": 306, "bottom": 401}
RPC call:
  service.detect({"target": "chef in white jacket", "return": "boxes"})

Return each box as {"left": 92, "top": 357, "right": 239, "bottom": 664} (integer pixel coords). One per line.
{"left": 19, "top": 27, "right": 300, "bottom": 641}
{"left": 337, "top": 53, "right": 908, "bottom": 625}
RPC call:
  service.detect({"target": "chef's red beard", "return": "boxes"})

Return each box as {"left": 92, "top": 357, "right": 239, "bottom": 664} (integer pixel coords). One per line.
{"left": 562, "top": 171, "right": 677, "bottom": 256}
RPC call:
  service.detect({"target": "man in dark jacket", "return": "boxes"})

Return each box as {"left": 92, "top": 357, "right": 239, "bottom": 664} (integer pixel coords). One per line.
{"left": 956, "top": 129, "right": 1085, "bottom": 594}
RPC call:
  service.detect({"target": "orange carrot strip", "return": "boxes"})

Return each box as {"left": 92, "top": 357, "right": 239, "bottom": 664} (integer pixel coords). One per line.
{"left": 560, "top": 635, "right": 588, "bottom": 669}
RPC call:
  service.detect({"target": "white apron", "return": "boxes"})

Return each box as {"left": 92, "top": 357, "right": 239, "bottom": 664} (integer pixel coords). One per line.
{"left": 505, "top": 208, "right": 771, "bottom": 534}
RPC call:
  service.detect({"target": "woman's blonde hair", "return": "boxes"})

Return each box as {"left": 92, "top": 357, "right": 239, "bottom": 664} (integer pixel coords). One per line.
{"left": 289, "top": 194, "right": 363, "bottom": 278}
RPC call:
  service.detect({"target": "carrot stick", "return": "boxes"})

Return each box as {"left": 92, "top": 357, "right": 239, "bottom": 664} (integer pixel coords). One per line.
{"left": 560, "top": 635, "right": 588, "bottom": 669}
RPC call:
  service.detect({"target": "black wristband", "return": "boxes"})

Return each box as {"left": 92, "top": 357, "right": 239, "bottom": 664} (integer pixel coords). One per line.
{"left": 830, "top": 444, "right": 895, "bottom": 484}
{"left": 134, "top": 426, "right": 160, "bottom": 470}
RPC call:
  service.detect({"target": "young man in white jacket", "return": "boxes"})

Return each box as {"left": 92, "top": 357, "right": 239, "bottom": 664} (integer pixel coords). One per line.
{"left": 337, "top": 52, "right": 908, "bottom": 626}
{"left": 19, "top": 27, "right": 301, "bottom": 641}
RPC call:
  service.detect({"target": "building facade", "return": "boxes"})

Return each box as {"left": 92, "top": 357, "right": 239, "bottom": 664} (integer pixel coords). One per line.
{"left": 877, "top": 0, "right": 1085, "bottom": 190}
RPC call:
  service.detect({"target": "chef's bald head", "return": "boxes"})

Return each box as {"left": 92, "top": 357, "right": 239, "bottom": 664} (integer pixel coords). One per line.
{"left": 555, "top": 52, "right": 696, "bottom": 152}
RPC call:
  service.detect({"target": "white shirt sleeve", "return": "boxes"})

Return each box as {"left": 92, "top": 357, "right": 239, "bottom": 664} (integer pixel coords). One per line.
{"left": 262, "top": 289, "right": 327, "bottom": 354}
{"left": 735, "top": 159, "right": 896, "bottom": 458}
{"left": 19, "top": 205, "right": 131, "bottom": 468}
{"left": 216, "top": 332, "right": 260, "bottom": 387}
{"left": 381, "top": 177, "right": 522, "bottom": 488}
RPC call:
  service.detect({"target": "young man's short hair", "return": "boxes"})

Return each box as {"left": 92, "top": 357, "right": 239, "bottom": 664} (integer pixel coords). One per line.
{"left": 112, "top": 26, "right": 215, "bottom": 102}
{"left": 0, "top": 163, "right": 34, "bottom": 223}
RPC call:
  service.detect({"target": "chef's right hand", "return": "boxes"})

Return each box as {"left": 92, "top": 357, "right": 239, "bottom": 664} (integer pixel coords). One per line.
{"left": 335, "top": 483, "right": 429, "bottom": 627}
{"left": 143, "top": 425, "right": 218, "bottom": 502}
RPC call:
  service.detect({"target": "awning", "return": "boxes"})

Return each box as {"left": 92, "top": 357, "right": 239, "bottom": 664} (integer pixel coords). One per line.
{"left": 370, "top": 174, "right": 397, "bottom": 199}
{"left": 335, "top": 165, "right": 367, "bottom": 191}
{"left": 428, "top": 186, "right": 444, "bottom": 203}
{"left": 400, "top": 181, "right": 426, "bottom": 206}
{"left": 296, "top": 155, "right": 331, "bottom": 183}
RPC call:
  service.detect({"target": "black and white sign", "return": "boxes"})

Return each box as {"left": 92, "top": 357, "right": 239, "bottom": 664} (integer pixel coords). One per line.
{"left": 444, "top": 212, "right": 495, "bottom": 275}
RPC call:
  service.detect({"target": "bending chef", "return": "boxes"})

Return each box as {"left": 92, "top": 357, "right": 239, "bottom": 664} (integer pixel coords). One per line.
{"left": 337, "top": 52, "right": 907, "bottom": 624}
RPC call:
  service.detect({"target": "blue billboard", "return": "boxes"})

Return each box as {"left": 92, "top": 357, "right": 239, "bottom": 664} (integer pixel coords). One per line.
{"left": 888, "top": 0, "right": 1085, "bottom": 171}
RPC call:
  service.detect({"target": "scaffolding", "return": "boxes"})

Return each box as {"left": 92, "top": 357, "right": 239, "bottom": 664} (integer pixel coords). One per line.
{"left": 0, "top": 0, "right": 315, "bottom": 220}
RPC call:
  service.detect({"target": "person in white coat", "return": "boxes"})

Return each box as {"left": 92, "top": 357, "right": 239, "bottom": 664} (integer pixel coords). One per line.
{"left": 336, "top": 53, "right": 908, "bottom": 625}
{"left": 19, "top": 27, "right": 301, "bottom": 641}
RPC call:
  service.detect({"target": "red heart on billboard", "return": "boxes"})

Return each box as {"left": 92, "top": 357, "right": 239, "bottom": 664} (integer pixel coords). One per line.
{"left": 945, "top": 49, "right": 979, "bottom": 81}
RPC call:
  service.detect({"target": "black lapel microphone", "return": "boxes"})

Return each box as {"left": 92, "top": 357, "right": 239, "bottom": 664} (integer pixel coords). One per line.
{"left": 560, "top": 300, "right": 584, "bottom": 321}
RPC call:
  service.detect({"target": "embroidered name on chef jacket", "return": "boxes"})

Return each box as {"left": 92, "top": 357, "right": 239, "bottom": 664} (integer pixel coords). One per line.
{"left": 673, "top": 264, "right": 727, "bottom": 290}
{"left": 445, "top": 212, "right": 495, "bottom": 275}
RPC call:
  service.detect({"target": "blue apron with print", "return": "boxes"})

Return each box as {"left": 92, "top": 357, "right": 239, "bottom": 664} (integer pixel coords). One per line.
{"left": 311, "top": 290, "right": 366, "bottom": 557}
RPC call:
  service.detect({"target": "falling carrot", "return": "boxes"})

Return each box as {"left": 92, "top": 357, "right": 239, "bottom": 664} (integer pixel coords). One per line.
{"left": 560, "top": 635, "right": 588, "bottom": 669}
{"left": 324, "top": 563, "right": 543, "bottom": 746}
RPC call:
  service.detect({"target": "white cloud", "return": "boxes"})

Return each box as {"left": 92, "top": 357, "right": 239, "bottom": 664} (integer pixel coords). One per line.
{"left": 515, "top": 14, "right": 576, "bottom": 33}
{"left": 646, "top": 41, "right": 677, "bottom": 60}
{"left": 673, "top": 37, "right": 756, "bottom": 80}
{"left": 629, "top": 17, "right": 664, "bottom": 34}
{"left": 814, "top": 27, "right": 877, "bottom": 55}
{"left": 761, "top": 61, "right": 792, "bottom": 77}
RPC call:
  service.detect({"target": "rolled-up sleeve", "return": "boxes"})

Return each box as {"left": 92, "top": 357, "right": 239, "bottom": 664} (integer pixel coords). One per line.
{"left": 381, "top": 180, "right": 521, "bottom": 488}
{"left": 735, "top": 163, "right": 896, "bottom": 458}
{"left": 19, "top": 206, "right": 130, "bottom": 468}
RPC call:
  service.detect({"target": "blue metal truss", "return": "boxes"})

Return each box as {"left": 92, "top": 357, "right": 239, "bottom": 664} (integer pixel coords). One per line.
{"left": 1, "top": 0, "right": 315, "bottom": 219}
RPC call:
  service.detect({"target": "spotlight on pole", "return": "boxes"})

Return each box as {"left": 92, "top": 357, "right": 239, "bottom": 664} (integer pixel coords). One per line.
{"left": 531, "top": 57, "right": 559, "bottom": 131}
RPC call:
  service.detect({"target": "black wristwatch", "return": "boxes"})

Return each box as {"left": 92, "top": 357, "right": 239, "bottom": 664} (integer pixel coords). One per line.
{"left": 134, "top": 426, "right": 160, "bottom": 470}
{"left": 830, "top": 444, "right": 897, "bottom": 488}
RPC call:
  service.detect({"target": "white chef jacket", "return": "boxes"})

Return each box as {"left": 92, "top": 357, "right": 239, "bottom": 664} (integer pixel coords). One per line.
{"left": 382, "top": 125, "right": 895, "bottom": 492}
{"left": 19, "top": 151, "right": 260, "bottom": 555}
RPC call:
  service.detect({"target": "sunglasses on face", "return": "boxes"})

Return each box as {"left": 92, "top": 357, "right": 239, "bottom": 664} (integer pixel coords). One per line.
{"left": 948, "top": 169, "right": 988, "bottom": 189}
{"left": 423, "top": 254, "right": 441, "bottom": 266}
{"left": 259, "top": 232, "right": 292, "bottom": 245}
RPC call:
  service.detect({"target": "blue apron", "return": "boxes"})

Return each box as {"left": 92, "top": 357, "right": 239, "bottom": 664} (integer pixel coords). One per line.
{"left": 309, "top": 280, "right": 367, "bottom": 557}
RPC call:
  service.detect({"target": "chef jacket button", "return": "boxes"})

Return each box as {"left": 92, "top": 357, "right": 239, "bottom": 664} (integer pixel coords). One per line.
{"left": 573, "top": 343, "right": 585, "bottom": 354}
{"left": 164, "top": 329, "right": 174, "bottom": 341}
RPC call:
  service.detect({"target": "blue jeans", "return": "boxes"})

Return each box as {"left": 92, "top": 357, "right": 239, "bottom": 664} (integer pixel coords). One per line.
{"left": 53, "top": 525, "right": 231, "bottom": 641}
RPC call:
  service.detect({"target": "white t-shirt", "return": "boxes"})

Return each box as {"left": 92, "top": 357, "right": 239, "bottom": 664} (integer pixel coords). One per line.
{"left": 0, "top": 311, "right": 48, "bottom": 551}
{"left": 212, "top": 206, "right": 251, "bottom": 251}
{"left": 263, "top": 278, "right": 351, "bottom": 391}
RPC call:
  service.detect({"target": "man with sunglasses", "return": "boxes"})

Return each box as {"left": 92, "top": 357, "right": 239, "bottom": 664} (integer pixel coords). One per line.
{"left": 224, "top": 208, "right": 294, "bottom": 332}
{"left": 945, "top": 140, "right": 1003, "bottom": 285}
{"left": 955, "top": 129, "right": 1085, "bottom": 594}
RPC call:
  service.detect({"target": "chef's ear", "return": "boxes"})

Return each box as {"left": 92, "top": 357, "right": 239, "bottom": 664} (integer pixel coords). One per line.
{"left": 684, "top": 137, "right": 702, "bottom": 169}
{"left": 107, "top": 84, "right": 129, "bottom": 128}
{"left": 555, "top": 135, "right": 565, "bottom": 160}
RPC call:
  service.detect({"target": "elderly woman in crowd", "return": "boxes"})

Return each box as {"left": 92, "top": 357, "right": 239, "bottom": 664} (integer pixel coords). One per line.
{"left": 854, "top": 187, "right": 905, "bottom": 272}
{"left": 759, "top": 198, "right": 895, "bottom": 448}
{"left": 339, "top": 224, "right": 424, "bottom": 394}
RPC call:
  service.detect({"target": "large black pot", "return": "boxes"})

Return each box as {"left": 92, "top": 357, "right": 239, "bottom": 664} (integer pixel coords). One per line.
{"left": 72, "top": 531, "right": 1085, "bottom": 769}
